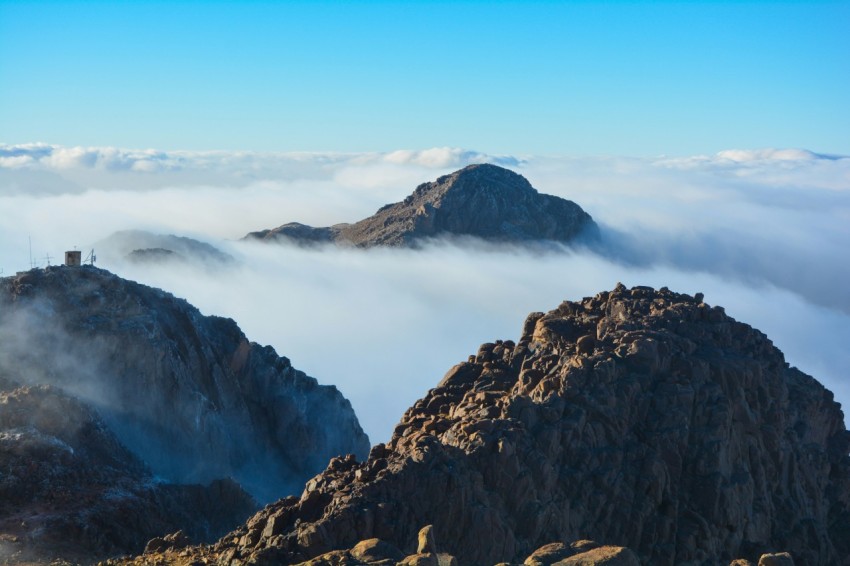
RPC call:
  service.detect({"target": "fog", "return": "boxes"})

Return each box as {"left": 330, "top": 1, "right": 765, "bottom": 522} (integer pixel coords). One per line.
{"left": 1, "top": 143, "right": 848, "bottom": 442}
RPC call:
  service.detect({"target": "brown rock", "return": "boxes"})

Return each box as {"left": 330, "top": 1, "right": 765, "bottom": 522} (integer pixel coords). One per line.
{"left": 417, "top": 525, "right": 438, "bottom": 554}
{"left": 553, "top": 546, "right": 640, "bottom": 565}
{"left": 399, "top": 553, "right": 439, "bottom": 566}
{"left": 293, "top": 549, "right": 358, "bottom": 566}
{"left": 349, "top": 538, "right": 404, "bottom": 562}
{"left": 569, "top": 541, "right": 601, "bottom": 553}
{"left": 524, "top": 542, "right": 573, "bottom": 565}
{"left": 144, "top": 530, "right": 190, "bottom": 554}
{"left": 576, "top": 335, "right": 596, "bottom": 355}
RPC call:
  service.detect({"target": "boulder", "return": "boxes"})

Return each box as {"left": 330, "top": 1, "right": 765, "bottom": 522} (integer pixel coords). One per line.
{"left": 524, "top": 542, "right": 573, "bottom": 565}
{"left": 553, "top": 546, "right": 640, "bottom": 565}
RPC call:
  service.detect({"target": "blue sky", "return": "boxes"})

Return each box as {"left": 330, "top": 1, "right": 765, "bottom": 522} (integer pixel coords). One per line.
{"left": 1, "top": 0, "right": 848, "bottom": 155}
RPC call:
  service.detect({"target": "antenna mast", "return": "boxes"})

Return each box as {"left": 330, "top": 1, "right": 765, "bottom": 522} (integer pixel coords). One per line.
{"left": 29, "top": 237, "right": 33, "bottom": 269}
{"left": 84, "top": 249, "right": 97, "bottom": 266}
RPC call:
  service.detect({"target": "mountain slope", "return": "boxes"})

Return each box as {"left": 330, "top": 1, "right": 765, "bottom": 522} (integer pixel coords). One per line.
{"left": 246, "top": 164, "right": 597, "bottom": 248}
{"left": 143, "top": 285, "right": 849, "bottom": 565}
{"left": 0, "top": 266, "right": 370, "bottom": 504}
{"left": 0, "top": 381, "right": 256, "bottom": 564}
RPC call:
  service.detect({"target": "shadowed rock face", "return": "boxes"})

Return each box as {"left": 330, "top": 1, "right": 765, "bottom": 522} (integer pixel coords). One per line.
{"left": 0, "top": 381, "right": 257, "bottom": 564}
{"left": 246, "top": 164, "right": 597, "bottom": 248}
{"left": 161, "top": 285, "right": 848, "bottom": 565}
{"left": 0, "top": 266, "right": 370, "bottom": 504}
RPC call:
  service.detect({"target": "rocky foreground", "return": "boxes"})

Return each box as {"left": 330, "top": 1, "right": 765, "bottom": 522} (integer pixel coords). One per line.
{"left": 124, "top": 285, "right": 849, "bottom": 565}
{"left": 0, "top": 381, "right": 256, "bottom": 564}
{"left": 246, "top": 164, "right": 597, "bottom": 248}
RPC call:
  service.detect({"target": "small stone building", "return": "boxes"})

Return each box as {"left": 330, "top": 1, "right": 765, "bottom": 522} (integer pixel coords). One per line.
{"left": 65, "top": 251, "right": 82, "bottom": 266}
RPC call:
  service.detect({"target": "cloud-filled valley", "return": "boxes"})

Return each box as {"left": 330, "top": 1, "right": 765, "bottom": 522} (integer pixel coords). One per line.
{"left": 1, "top": 143, "right": 848, "bottom": 443}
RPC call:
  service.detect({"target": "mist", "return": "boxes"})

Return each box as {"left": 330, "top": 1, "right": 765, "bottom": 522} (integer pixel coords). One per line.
{"left": 1, "top": 143, "right": 848, "bottom": 443}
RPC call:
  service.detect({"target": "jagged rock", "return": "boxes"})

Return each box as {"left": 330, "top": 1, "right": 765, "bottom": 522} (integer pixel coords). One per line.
{"left": 223, "top": 527, "right": 448, "bottom": 566}
{"left": 350, "top": 538, "right": 404, "bottom": 562}
{"left": 246, "top": 164, "right": 597, "bottom": 248}
{"left": 0, "top": 266, "right": 369, "bottom": 504}
{"left": 113, "top": 286, "right": 850, "bottom": 565}
{"left": 144, "top": 530, "right": 190, "bottom": 554}
{"left": 0, "top": 383, "right": 255, "bottom": 564}
{"left": 417, "top": 525, "right": 438, "bottom": 554}
{"left": 524, "top": 542, "right": 573, "bottom": 565}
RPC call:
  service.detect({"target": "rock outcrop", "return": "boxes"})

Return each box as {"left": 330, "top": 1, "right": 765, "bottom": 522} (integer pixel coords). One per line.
{"left": 95, "top": 230, "right": 234, "bottom": 266}
{"left": 0, "top": 266, "right": 370, "bottom": 504}
{"left": 139, "top": 285, "right": 849, "bottom": 565}
{"left": 0, "top": 380, "right": 256, "bottom": 564}
{"left": 245, "top": 164, "right": 597, "bottom": 248}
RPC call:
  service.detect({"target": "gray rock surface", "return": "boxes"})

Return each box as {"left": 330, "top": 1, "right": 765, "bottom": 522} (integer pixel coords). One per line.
{"left": 96, "top": 229, "right": 234, "bottom": 265}
{"left": 126, "top": 247, "right": 181, "bottom": 263}
{"left": 246, "top": 164, "right": 597, "bottom": 248}
{"left": 156, "top": 285, "right": 848, "bottom": 565}
{"left": 0, "top": 266, "right": 370, "bottom": 503}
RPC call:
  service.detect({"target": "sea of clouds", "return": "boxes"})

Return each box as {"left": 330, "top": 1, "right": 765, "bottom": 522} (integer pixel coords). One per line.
{"left": 1, "top": 143, "right": 848, "bottom": 443}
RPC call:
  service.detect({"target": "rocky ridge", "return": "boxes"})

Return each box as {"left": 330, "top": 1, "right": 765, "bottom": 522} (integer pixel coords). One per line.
{"left": 134, "top": 285, "right": 849, "bottom": 565}
{"left": 246, "top": 164, "right": 597, "bottom": 248}
{"left": 0, "top": 266, "right": 370, "bottom": 503}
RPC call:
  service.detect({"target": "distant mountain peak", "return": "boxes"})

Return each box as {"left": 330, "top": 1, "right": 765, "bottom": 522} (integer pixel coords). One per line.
{"left": 245, "top": 164, "right": 596, "bottom": 248}
{"left": 432, "top": 162, "right": 534, "bottom": 190}
{"left": 406, "top": 163, "right": 536, "bottom": 203}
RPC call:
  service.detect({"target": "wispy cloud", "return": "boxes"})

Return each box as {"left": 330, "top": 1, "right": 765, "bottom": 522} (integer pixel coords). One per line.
{"left": 0, "top": 143, "right": 519, "bottom": 179}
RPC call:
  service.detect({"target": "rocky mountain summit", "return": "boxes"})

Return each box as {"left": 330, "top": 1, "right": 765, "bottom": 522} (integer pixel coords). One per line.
{"left": 0, "top": 266, "right": 369, "bottom": 505}
{"left": 136, "top": 285, "right": 849, "bottom": 565}
{"left": 246, "top": 164, "right": 597, "bottom": 248}
{"left": 95, "top": 230, "right": 234, "bottom": 266}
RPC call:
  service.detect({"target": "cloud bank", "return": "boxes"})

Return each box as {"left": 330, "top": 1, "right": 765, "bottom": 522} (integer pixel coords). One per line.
{"left": 1, "top": 143, "right": 848, "bottom": 443}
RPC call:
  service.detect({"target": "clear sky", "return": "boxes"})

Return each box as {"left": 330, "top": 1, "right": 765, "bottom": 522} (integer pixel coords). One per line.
{"left": 1, "top": 0, "right": 848, "bottom": 155}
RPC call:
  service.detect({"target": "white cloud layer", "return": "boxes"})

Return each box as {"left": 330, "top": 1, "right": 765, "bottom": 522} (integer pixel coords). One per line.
{"left": 1, "top": 143, "right": 848, "bottom": 443}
